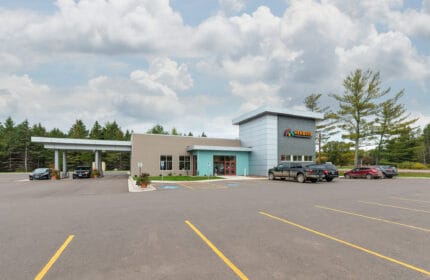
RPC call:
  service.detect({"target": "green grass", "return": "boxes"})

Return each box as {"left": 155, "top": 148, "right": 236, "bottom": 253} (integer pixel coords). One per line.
{"left": 148, "top": 176, "right": 223, "bottom": 181}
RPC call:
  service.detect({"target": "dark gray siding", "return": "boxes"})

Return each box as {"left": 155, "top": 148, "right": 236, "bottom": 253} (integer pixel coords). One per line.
{"left": 277, "top": 116, "right": 316, "bottom": 162}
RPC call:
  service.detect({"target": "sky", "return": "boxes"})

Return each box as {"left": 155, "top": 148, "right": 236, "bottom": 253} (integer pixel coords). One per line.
{"left": 0, "top": 0, "right": 429, "bottom": 138}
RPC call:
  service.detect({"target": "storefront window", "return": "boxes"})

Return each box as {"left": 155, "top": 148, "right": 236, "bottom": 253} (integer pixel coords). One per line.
{"left": 179, "top": 156, "right": 190, "bottom": 170}
{"left": 160, "top": 155, "right": 172, "bottom": 170}
{"left": 280, "top": 155, "right": 291, "bottom": 161}
{"left": 304, "top": 155, "right": 313, "bottom": 161}
{"left": 293, "top": 155, "right": 302, "bottom": 161}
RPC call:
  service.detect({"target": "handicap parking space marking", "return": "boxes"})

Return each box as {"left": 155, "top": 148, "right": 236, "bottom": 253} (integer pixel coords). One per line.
{"left": 158, "top": 185, "right": 180, "bottom": 190}
{"left": 226, "top": 182, "right": 239, "bottom": 187}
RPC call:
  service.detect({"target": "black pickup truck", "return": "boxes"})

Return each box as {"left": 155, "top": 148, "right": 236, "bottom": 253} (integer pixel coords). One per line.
{"left": 268, "top": 162, "right": 324, "bottom": 183}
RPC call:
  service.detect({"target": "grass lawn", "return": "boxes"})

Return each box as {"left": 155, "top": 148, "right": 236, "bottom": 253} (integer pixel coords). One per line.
{"left": 398, "top": 172, "right": 430, "bottom": 178}
{"left": 148, "top": 176, "right": 224, "bottom": 181}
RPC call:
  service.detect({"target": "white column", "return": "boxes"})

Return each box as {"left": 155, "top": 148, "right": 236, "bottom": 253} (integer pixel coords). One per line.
{"left": 54, "top": 150, "right": 59, "bottom": 170}
{"left": 99, "top": 152, "right": 103, "bottom": 177}
{"left": 95, "top": 150, "right": 99, "bottom": 171}
{"left": 62, "top": 151, "right": 67, "bottom": 177}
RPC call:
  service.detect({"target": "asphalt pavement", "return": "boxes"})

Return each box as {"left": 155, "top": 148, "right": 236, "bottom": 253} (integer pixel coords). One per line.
{"left": 1, "top": 174, "right": 429, "bottom": 279}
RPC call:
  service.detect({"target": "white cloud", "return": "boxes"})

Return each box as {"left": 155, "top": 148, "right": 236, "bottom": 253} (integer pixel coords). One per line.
{"left": 219, "top": 0, "right": 245, "bottom": 14}
{"left": 230, "top": 81, "right": 282, "bottom": 113}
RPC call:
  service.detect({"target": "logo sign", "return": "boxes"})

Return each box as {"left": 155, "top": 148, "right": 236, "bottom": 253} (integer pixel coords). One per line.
{"left": 284, "top": 128, "right": 312, "bottom": 138}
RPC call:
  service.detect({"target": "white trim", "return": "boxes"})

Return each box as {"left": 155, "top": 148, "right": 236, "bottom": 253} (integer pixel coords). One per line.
{"left": 186, "top": 145, "right": 252, "bottom": 152}
{"left": 232, "top": 106, "right": 324, "bottom": 125}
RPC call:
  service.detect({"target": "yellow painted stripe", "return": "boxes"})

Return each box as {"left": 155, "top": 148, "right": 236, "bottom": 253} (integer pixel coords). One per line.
{"left": 34, "top": 235, "right": 74, "bottom": 280}
{"left": 185, "top": 220, "right": 249, "bottom": 280}
{"left": 315, "top": 205, "right": 430, "bottom": 232}
{"left": 359, "top": 201, "right": 430, "bottom": 214}
{"left": 390, "top": 197, "right": 430, "bottom": 204}
{"left": 259, "top": 211, "right": 430, "bottom": 276}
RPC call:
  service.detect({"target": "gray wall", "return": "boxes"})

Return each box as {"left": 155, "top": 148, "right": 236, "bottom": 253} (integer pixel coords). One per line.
{"left": 239, "top": 114, "right": 278, "bottom": 176}
{"left": 277, "top": 116, "right": 316, "bottom": 162}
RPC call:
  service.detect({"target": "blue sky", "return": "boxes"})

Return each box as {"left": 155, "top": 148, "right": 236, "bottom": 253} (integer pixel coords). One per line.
{"left": 0, "top": 0, "right": 429, "bottom": 138}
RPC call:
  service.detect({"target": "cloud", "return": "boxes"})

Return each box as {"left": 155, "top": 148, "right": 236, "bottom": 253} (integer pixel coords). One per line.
{"left": 219, "top": 0, "right": 245, "bottom": 14}
{"left": 230, "top": 81, "right": 282, "bottom": 113}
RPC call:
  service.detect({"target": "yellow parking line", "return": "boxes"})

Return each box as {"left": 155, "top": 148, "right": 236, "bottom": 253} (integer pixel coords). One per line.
{"left": 390, "top": 197, "right": 430, "bottom": 204}
{"left": 259, "top": 211, "right": 430, "bottom": 276}
{"left": 185, "top": 220, "right": 248, "bottom": 280}
{"left": 34, "top": 235, "right": 74, "bottom": 280}
{"left": 358, "top": 201, "right": 430, "bottom": 214}
{"left": 315, "top": 205, "right": 430, "bottom": 232}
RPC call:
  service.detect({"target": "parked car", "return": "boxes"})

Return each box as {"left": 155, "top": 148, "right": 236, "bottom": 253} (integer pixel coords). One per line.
{"left": 344, "top": 167, "right": 383, "bottom": 179}
{"left": 268, "top": 162, "right": 324, "bottom": 183}
{"left": 375, "top": 165, "right": 398, "bottom": 178}
{"left": 306, "top": 163, "right": 339, "bottom": 182}
{"left": 72, "top": 166, "right": 92, "bottom": 179}
{"left": 29, "top": 168, "right": 52, "bottom": 180}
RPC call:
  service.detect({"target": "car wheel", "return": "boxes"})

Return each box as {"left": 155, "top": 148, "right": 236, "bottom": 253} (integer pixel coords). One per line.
{"left": 366, "top": 174, "right": 372, "bottom": 180}
{"left": 268, "top": 173, "right": 274, "bottom": 180}
{"left": 386, "top": 175, "right": 393, "bottom": 179}
{"left": 296, "top": 173, "right": 305, "bottom": 183}
{"left": 345, "top": 174, "right": 351, "bottom": 179}
{"left": 310, "top": 178, "right": 317, "bottom": 183}
{"left": 326, "top": 177, "right": 333, "bottom": 182}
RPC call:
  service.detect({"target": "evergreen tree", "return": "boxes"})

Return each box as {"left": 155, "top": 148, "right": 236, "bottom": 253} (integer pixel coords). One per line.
{"left": 147, "top": 124, "right": 168, "bottom": 134}
{"left": 102, "top": 121, "right": 124, "bottom": 140}
{"left": 331, "top": 69, "right": 389, "bottom": 167}
{"left": 68, "top": 120, "right": 88, "bottom": 138}
{"left": 89, "top": 121, "right": 103, "bottom": 139}
{"left": 304, "top": 93, "right": 337, "bottom": 163}
{"left": 373, "top": 90, "right": 417, "bottom": 164}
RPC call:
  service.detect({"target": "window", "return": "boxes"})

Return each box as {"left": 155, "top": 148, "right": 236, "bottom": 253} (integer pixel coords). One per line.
{"left": 304, "top": 155, "right": 313, "bottom": 161}
{"left": 179, "top": 156, "right": 190, "bottom": 170}
{"left": 160, "top": 155, "right": 172, "bottom": 170}
{"left": 280, "top": 155, "right": 291, "bottom": 161}
{"left": 293, "top": 155, "right": 302, "bottom": 161}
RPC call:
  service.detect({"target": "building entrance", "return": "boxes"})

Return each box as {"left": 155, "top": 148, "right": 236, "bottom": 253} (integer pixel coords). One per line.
{"left": 213, "top": 156, "right": 236, "bottom": 176}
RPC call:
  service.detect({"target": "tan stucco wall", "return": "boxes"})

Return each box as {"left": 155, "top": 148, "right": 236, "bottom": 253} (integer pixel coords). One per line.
{"left": 130, "top": 134, "right": 241, "bottom": 176}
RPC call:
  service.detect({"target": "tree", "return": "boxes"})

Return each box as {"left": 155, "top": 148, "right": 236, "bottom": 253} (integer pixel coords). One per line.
{"left": 147, "top": 124, "right": 168, "bottom": 135}
{"left": 322, "top": 141, "right": 354, "bottom": 166}
{"left": 171, "top": 127, "right": 179, "bottom": 135}
{"left": 187, "top": 132, "right": 193, "bottom": 137}
{"left": 383, "top": 127, "right": 420, "bottom": 163}
{"left": 201, "top": 132, "right": 207, "bottom": 137}
{"left": 304, "top": 93, "right": 337, "bottom": 163}
{"left": 331, "top": 69, "right": 389, "bottom": 167}
{"left": 373, "top": 90, "right": 418, "bottom": 164}
{"left": 89, "top": 121, "right": 103, "bottom": 139}
{"left": 102, "top": 121, "right": 124, "bottom": 140}
{"left": 68, "top": 120, "right": 88, "bottom": 138}
{"left": 424, "top": 124, "right": 430, "bottom": 164}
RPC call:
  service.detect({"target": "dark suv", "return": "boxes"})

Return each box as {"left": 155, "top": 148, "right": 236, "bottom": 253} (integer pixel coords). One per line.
{"left": 72, "top": 166, "right": 92, "bottom": 179}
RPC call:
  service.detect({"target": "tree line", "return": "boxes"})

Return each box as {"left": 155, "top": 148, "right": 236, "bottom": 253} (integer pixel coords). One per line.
{"left": 305, "top": 68, "right": 430, "bottom": 168}
{"left": 0, "top": 118, "right": 208, "bottom": 172}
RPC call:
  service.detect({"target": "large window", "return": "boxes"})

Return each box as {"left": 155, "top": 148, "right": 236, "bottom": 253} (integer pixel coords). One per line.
{"left": 179, "top": 156, "right": 190, "bottom": 170}
{"left": 160, "top": 155, "right": 172, "bottom": 170}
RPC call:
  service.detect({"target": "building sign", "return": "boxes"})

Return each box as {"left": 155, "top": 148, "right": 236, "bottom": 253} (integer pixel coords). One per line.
{"left": 284, "top": 128, "right": 312, "bottom": 138}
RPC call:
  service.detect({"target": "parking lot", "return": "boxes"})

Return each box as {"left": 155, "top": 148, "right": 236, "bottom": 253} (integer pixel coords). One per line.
{"left": 1, "top": 174, "right": 429, "bottom": 279}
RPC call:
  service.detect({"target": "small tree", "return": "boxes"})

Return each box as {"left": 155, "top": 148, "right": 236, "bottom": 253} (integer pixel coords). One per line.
{"left": 331, "top": 69, "right": 389, "bottom": 167}
{"left": 304, "top": 93, "right": 337, "bottom": 163}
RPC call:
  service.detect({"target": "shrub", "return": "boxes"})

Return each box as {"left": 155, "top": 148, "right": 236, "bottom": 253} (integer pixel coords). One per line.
{"left": 411, "top": 162, "right": 427, "bottom": 169}
{"left": 92, "top": 169, "right": 100, "bottom": 178}
{"left": 135, "top": 173, "right": 151, "bottom": 187}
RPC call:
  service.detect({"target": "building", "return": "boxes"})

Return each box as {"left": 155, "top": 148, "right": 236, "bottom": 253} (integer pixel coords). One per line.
{"left": 130, "top": 134, "right": 251, "bottom": 177}
{"left": 32, "top": 107, "right": 322, "bottom": 177}
{"left": 130, "top": 107, "right": 322, "bottom": 177}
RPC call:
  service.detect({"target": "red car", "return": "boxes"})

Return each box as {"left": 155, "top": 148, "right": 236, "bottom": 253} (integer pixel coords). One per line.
{"left": 344, "top": 167, "right": 382, "bottom": 179}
